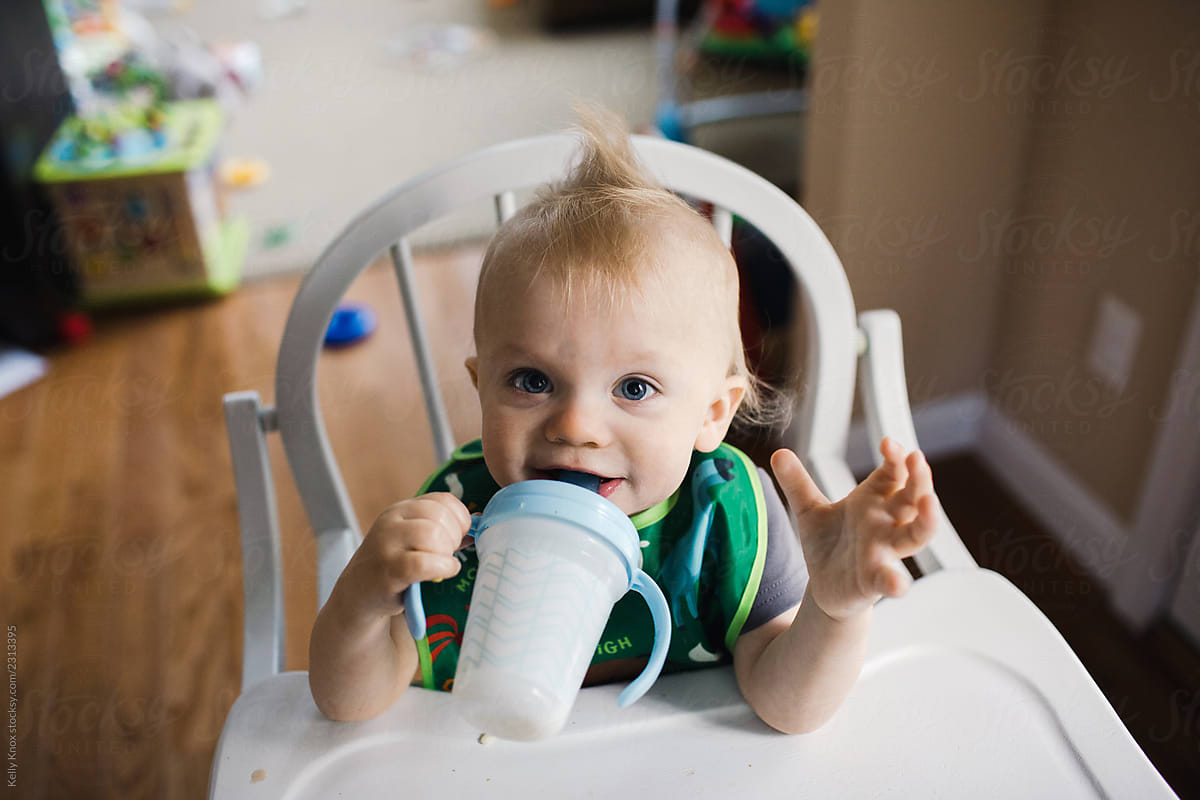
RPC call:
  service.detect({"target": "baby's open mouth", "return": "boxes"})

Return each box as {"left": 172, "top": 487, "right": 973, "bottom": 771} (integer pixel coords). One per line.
{"left": 532, "top": 468, "right": 624, "bottom": 499}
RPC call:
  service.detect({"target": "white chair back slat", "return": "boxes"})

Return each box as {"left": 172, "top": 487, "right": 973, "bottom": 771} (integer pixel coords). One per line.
{"left": 712, "top": 206, "right": 733, "bottom": 248}
{"left": 389, "top": 237, "right": 456, "bottom": 465}
{"left": 495, "top": 191, "right": 517, "bottom": 224}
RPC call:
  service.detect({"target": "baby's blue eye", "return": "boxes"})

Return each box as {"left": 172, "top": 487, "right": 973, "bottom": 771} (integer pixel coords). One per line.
{"left": 617, "top": 377, "right": 656, "bottom": 401}
{"left": 512, "top": 369, "right": 551, "bottom": 394}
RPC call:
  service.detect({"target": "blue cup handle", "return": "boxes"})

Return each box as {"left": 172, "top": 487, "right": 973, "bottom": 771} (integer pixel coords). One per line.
{"left": 404, "top": 516, "right": 481, "bottom": 641}
{"left": 617, "top": 569, "right": 672, "bottom": 708}
{"left": 403, "top": 583, "right": 427, "bottom": 641}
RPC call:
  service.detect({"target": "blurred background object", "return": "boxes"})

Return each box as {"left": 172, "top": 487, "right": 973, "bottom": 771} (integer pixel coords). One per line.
{"left": 537, "top": 0, "right": 700, "bottom": 31}
{"left": 0, "top": 0, "right": 79, "bottom": 350}
{"left": 1, "top": 0, "right": 261, "bottom": 337}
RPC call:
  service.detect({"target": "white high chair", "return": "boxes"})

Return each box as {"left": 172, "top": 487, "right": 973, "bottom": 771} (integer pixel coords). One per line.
{"left": 209, "top": 134, "right": 1176, "bottom": 799}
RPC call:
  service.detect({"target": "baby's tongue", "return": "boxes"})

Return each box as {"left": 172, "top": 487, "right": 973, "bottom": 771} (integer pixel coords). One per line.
{"left": 554, "top": 470, "right": 601, "bottom": 493}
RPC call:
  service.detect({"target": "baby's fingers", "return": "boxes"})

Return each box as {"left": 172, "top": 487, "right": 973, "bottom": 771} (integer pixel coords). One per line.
{"left": 883, "top": 450, "right": 932, "bottom": 522}
{"left": 864, "top": 437, "right": 910, "bottom": 497}
{"left": 770, "top": 448, "right": 830, "bottom": 518}
{"left": 369, "top": 515, "right": 465, "bottom": 591}
{"left": 392, "top": 548, "right": 462, "bottom": 589}
{"left": 888, "top": 493, "right": 939, "bottom": 558}
{"left": 391, "top": 516, "right": 463, "bottom": 559}
{"left": 873, "top": 559, "right": 912, "bottom": 598}
{"left": 407, "top": 493, "right": 473, "bottom": 537}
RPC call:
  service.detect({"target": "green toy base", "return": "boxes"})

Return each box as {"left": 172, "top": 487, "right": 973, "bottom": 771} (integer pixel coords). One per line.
{"left": 699, "top": 33, "right": 810, "bottom": 65}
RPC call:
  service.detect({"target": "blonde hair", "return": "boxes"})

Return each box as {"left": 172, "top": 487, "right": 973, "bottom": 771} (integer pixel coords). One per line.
{"left": 474, "top": 104, "right": 787, "bottom": 432}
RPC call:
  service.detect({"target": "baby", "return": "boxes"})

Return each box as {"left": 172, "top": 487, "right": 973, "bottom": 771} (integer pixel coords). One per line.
{"left": 309, "top": 108, "right": 939, "bottom": 734}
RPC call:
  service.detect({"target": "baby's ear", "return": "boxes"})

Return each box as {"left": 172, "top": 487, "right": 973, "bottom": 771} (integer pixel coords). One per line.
{"left": 465, "top": 356, "right": 479, "bottom": 390}
{"left": 694, "top": 376, "right": 746, "bottom": 453}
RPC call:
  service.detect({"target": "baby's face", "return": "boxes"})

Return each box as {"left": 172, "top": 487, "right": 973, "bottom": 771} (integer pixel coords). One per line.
{"left": 467, "top": 271, "right": 743, "bottom": 516}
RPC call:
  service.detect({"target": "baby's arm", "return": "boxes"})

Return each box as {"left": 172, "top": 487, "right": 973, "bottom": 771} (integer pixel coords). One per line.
{"left": 733, "top": 437, "right": 938, "bottom": 733}
{"left": 308, "top": 493, "right": 470, "bottom": 721}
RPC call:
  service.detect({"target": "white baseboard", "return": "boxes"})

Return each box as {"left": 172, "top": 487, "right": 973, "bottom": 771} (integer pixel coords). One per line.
{"left": 847, "top": 390, "right": 1130, "bottom": 596}
{"left": 971, "top": 402, "right": 1128, "bottom": 595}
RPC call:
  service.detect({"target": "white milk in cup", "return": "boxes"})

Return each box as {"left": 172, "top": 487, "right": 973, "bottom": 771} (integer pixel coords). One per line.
{"left": 404, "top": 479, "right": 671, "bottom": 741}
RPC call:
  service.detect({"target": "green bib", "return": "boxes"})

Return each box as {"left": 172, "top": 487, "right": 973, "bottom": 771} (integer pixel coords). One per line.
{"left": 411, "top": 440, "right": 767, "bottom": 692}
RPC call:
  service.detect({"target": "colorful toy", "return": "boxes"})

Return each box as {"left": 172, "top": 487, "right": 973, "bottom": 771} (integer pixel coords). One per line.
{"left": 218, "top": 157, "right": 272, "bottom": 189}
{"left": 42, "top": 0, "right": 121, "bottom": 42}
{"left": 654, "top": 0, "right": 815, "bottom": 144}
{"left": 33, "top": 99, "right": 248, "bottom": 307}
{"left": 323, "top": 304, "right": 377, "bottom": 347}
{"left": 51, "top": 100, "right": 167, "bottom": 168}
{"left": 699, "top": 0, "right": 817, "bottom": 63}
{"left": 90, "top": 51, "right": 168, "bottom": 105}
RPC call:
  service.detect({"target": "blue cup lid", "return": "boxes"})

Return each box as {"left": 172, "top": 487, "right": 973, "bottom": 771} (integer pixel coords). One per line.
{"left": 477, "top": 480, "right": 640, "bottom": 581}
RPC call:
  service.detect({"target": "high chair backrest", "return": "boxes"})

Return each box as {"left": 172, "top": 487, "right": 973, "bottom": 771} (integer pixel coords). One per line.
{"left": 224, "top": 133, "right": 974, "bottom": 692}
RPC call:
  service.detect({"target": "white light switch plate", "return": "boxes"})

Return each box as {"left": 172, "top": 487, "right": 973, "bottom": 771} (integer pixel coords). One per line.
{"left": 1086, "top": 294, "right": 1141, "bottom": 393}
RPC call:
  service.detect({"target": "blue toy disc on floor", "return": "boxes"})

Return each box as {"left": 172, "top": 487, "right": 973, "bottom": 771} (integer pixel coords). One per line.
{"left": 324, "top": 304, "right": 377, "bottom": 346}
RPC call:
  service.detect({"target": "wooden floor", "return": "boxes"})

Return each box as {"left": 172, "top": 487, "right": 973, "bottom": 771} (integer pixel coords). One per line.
{"left": 4, "top": 248, "right": 1199, "bottom": 798}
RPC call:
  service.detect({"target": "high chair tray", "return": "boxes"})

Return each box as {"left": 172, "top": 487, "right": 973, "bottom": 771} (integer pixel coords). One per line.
{"left": 208, "top": 569, "right": 1174, "bottom": 799}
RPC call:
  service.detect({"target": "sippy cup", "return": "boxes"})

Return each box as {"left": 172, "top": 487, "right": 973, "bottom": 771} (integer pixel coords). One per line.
{"left": 403, "top": 473, "right": 671, "bottom": 741}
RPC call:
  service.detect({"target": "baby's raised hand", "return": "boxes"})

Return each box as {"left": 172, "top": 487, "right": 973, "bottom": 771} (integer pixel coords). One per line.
{"left": 770, "top": 437, "right": 939, "bottom": 622}
{"left": 337, "top": 493, "right": 471, "bottom": 622}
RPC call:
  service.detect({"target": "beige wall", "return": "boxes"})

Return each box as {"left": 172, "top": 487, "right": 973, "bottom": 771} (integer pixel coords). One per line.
{"left": 990, "top": 0, "right": 1200, "bottom": 525}
{"left": 805, "top": 0, "right": 1200, "bottom": 526}
{"left": 803, "top": 0, "right": 1048, "bottom": 412}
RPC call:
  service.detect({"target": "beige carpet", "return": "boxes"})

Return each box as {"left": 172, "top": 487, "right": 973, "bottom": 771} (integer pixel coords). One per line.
{"left": 170, "top": 1, "right": 661, "bottom": 277}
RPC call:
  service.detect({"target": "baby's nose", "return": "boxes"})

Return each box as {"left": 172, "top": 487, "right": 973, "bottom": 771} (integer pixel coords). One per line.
{"left": 544, "top": 396, "right": 610, "bottom": 448}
